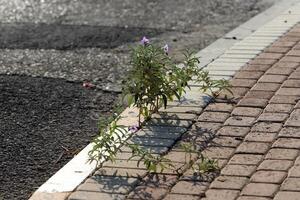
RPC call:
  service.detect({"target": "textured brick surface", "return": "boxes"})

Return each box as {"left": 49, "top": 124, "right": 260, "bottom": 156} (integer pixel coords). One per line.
{"left": 250, "top": 171, "right": 287, "bottom": 183}
{"left": 258, "top": 75, "right": 287, "bottom": 83}
{"left": 238, "top": 98, "right": 268, "bottom": 108}
{"left": 266, "top": 148, "right": 299, "bottom": 160}
{"left": 281, "top": 178, "right": 300, "bottom": 191}
{"left": 251, "top": 122, "right": 282, "bottom": 133}
{"left": 236, "top": 142, "right": 270, "bottom": 154}
{"left": 274, "top": 191, "right": 300, "bottom": 200}
{"left": 210, "top": 176, "right": 248, "bottom": 190}
{"left": 258, "top": 160, "right": 293, "bottom": 171}
{"left": 232, "top": 107, "right": 262, "bottom": 117}
{"left": 229, "top": 154, "right": 263, "bottom": 165}
{"left": 221, "top": 165, "right": 256, "bottom": 177}
{"left": 265, "top": 104, "right": 293, "bottom": 113}
{"left": 241, "top": 183, "right": 279, "bottom": 197}
{"left": 245, "top": 132, "right": 277, "bottom": 143}
{"left": 69, "top": 22, "right": 300, "bottom": 200}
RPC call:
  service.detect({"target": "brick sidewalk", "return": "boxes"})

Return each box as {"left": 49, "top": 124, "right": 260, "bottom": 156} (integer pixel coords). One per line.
{"left": 68, "top": 25, "right": 300, "bottom": 200}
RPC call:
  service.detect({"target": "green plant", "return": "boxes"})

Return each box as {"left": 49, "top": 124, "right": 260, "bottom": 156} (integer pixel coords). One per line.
{"left": 123, "top": 38, "right": 231, "bottom": 126}
{"left": 126, "top": 144, "right": 174, "bottom": 173}
{"left": 89, "top": 36, "right": 231, "bottom": 175}
{"left": 88, "top": 111, "right": 128, "bottom": 164}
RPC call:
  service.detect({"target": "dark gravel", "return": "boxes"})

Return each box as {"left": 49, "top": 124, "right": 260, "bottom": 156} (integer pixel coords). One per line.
{"left": 0, "top": 75, "right": 118, "bottom": 200}
{"left": 0, "top": 0, "right": 276, "bottom": 199}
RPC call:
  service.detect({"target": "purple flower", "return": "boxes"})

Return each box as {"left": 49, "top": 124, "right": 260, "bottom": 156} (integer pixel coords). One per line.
{"left": 163, "top": 44, "right": 169, "bottom": 55}
{"left": 128, "top": 125, "right": 140, "bottom": 133}
{"left": 141, "top": 36, "right": 150, "bottom": 45}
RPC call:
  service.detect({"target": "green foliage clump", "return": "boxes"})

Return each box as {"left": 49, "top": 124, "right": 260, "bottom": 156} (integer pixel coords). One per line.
{"left": 89, "top": 36, "right": 230, "bottom": 174}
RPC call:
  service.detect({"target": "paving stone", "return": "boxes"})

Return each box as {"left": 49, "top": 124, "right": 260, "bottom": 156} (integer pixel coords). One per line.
{"left": 274, "top": 191, "right": 300, "bottom": 200}
{"left": 170, "top": 181, "right": 208, "bottom": 195}
{"left": 288, "top": 165, "right": 300, "bottom": 178}
{"left": 258, "top": 160, "right": 293, "bottom": 171}
{"left": 224, "top": 116, "right": 256, "bottom": 127}
{"left": 229, "top": 154, "right": 263, "bottom": 165}
{"left": 236, "top": 142, "right": 270, "bottom": 154}
{"left": 211, "top": 136, "right": 242, "bottom": 148}
{"left": 192, "top": 122, "right": 223, "bottom": 133}
{"left": 289, "top": 71, "right": 300, "bottom": 79}
{"left": 180, "top": 170, "right": 218, "bottom": 182}
{"left": 217, "top": 126, "right": 250, "bottom": 137}
{"left": 287, "top": 49, "right": 300, "bottom": 56}
{"left": 277, "top": 37, "right": 300, "bottom": 43}
{"left": 136, "top": 128, "right": 183, "bottom": 140}
{"left": 221, "top": 164, "right": 256, "bottom": 177}
{"left": 272, "top": 138, "right": 300, "bottom": 149}
{"left": 245, "top": 91, "right": 274, "bottom": 100}
{"left": 205, "top": 189, "right": 239, "bottom": 200}
{"left": 277, "top": 88, "right": 300, "bottom": 96}
{"left": 232, "top": 107, "right": 262, "bottom": 117}
{"left": 265, "top": 46, "right": 290, "bottom": 53}
{"left": 258, "top": 75, "right": 287, "bottom": 83}
{"left": 257, "top": 52, "right": 284, "bottom": 60}
{"left": 242, "top": 64, "right": 271, "bottom": 72}
{"left": 265, "top": 104, "right": 293, "bottom": 113}
{"left": 283, "top": 80, "right": 300, "bottom": 88}
{"left": 198, "top": 112, "right": 230, "bottom": 123}
{"left": 230, "top": 79, "right": 257, "bottom": 88}
{"left": 241, "top": 183, "right": 279, "bottom": 197}
{"left": 281, "top": 56, "right": 300, "bottom": 63}
{"left": 96, "top": 168, "right": 147, "bottom": 178}
{"left": 272, "top": 62, "right": 299, "bottom": 69}
{"left": 250, "top": 171, "right": 287, "bottom": 184}
{"left": 69, "top": 191, "right": 125, "bottom": 200}
{"left": 257, "top": 113, "right": 289, "bottom": 122}
{"left": 252, "top": 122, "right": 282, "bottom": 133}
{"left": 127, "top": 186, "right": 168, "bottom": 199}
{"left": 127, "top": 174, "right": 177, "bottom": 199}
{"left": 238, "top": 98, "right": 269, "bottom": 108}
{"left": 121, "top": 145, "right": 168, "bottom": 154}
{"left": 103, "top": 160, "right": 146, "bottom": 169}
{"left": 164, "top": 194, "right": 202, "bottom": 200}
{"left": 281, "top": 178, "right": 300, "bottom": 191}
{"left": 79, "top": 176, "right": 138, "bottom": 194}
{"left": 270, "top": 95, "right": 299, "bottom": 104}
{"left": 204, "top": 103, "right": 234, "bottom": 113}
{"left": 210, "top": 176, "right": 248, "bottom": 190}
{"left": 129, "top": 137, "right": 175, "bottom": 147}
{"left": 245, "top": 132, "right": 277, "bottom": 143}
{"left": 266, "top": 67, "right": 294, "bottom": 76}
{"left": 202, "top": 146, "right": 235, "bottom": 159}
{"left": 163, "top": 151, "right": 197, "bottom": 163}
{"left": 235, "top": 71, "right": 264, "bottom": 79}
{"left": 146, "top": 119, "right": 193, "bottom": 128}
{"left": 266, "top": 148, "right": 299, "bottom": 160}
{"left": 159, "top": 106, "right": 203, "bottom": 115}
{"left": 151, "top": 113, "right": 197, "bottom": 120}
{"left": 237, "top": 197, "right": 272, "bottom": 200}
{"left": 271, "top": 41, "right": 296, "bottom": 47}
{"left": 252, "top": 83, "right": 281, "bottom": 91}
{"left": 285, "top": 109, "right": 300, "bottom": 127}
{"left": 249, "top": 59, "right": 277, "bottom": 65}
{"left": 218, "top": 87, "right": 248, "bottom": 99}
{"left": 114, "top": 152, "right": 153, "bottom": 161}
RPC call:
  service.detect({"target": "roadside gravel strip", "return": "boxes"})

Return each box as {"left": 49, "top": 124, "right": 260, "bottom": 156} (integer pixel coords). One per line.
{"left": 0, "top": 1, "right": 276, "bottom": 199}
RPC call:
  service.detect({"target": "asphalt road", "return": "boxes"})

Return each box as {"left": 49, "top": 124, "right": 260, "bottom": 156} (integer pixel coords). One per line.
{"left": 0, "top": 0, "right": 277, "bottom": 199}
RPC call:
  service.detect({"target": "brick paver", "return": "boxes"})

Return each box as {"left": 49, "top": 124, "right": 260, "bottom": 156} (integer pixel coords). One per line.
{"left": 68, "top": 22, "right": 300, "bottom": 200}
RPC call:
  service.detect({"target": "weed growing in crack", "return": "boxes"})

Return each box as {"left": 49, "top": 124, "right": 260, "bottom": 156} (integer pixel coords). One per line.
{"left": 89, "top": 36, "right": 230, "bottom": 174}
